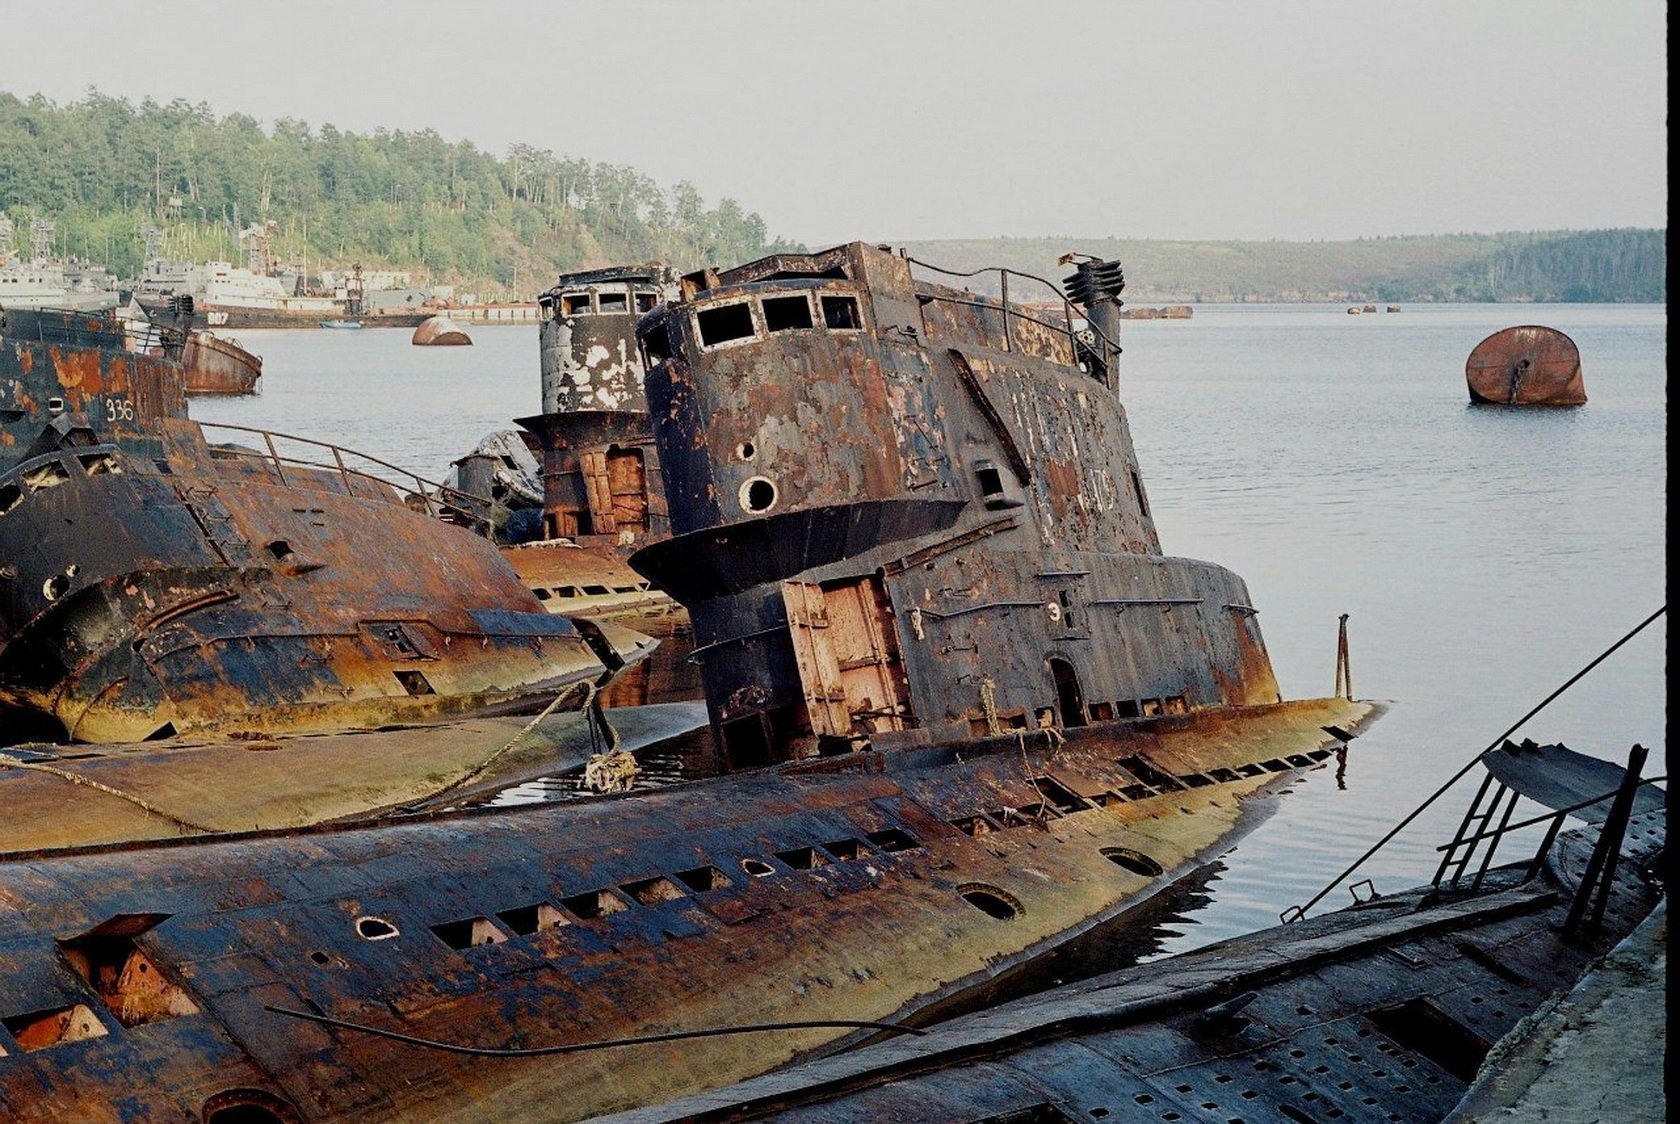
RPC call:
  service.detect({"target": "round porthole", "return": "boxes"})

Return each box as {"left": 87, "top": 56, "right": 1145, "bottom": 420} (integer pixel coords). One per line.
{"left": 736, "top": 441, "right": 757, "bottom": 461}
{"left": 958, "top": 883, "right": 1023, "bottom": 920}
{"left": 739, "top": 476, "right": 777, "bottom": 514}
{"left": 1101, "top": 847, "right": 1165, "bottom": 877}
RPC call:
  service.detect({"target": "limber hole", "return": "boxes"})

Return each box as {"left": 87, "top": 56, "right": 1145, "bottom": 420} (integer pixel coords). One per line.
{"left": 1102, "top": 847, "right": 1165, "bottom": 877}
{"left": 430, "top": 917, "right": 508, "bottom": 950}
{"left": 560, "top": 889, "right": 629, "bottom": 919}
{"left": 959, "top": 884, "right": 1023, "bottom": 920}
{"left": 394, "top": 670, "right": 434, "bottom": 696}
{"left": 774, "top": 846, "right": 828, "bottom": 871}
{"left": 866, "top": 828, "right": 920, "bottom": 853}
{"left": 496, "top": 903, "right": 570, "bottom": 935}
{"left": 620, "top": 876, "right": 686, "bottom": 905}
{"left": 3, "top": 1005, "right": 108, "bottom": 1051}
{"left": 820, "top": 838, "right": 868, "bottom": 860}
{"left": 674, "top": 865, "right": 733, "bottom": 892}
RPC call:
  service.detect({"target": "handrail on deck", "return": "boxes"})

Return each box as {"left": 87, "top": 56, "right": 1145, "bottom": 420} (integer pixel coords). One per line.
{"left": 905, "top": 257, "right": 1122, "bottom": 364}
{"left": 197, "top": 421, "right": 494, "bottom": 533}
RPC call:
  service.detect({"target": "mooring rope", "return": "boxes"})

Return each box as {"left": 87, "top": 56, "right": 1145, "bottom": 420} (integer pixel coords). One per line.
{"left": 0, "top": 752, "right": 218, "bottom": 834}
{"left": 263, "top": 1004, "right": 924, "bottom": 1057}
{"left": 1287, "top": 604, "right": 1666, "bottom": 921}
{"left": 405, "top": 679, "right": 597, "bottom": 807}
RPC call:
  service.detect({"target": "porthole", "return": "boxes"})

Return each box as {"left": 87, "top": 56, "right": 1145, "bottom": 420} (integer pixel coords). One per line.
{"left": 1102, "top": 847, "right": 1165, "bottom": 877}
{"left": 736, "top": 441, "right": 757, "bottom": 461}
{"left": 958, "top": 883, "right": 1023, "bottom": 920}
{"left": 739, "top": 476, "right": 777, "bottom": 514}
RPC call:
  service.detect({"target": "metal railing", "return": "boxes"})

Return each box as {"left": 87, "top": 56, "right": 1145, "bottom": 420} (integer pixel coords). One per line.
{"left": 197, "top": 421, "right": 494, "bottom": 534}
{"left": 905, "top": 257, "right": 1122, "bottom": 363}
{"left": 3, "top": 306, "right": 183, "bottom": 359}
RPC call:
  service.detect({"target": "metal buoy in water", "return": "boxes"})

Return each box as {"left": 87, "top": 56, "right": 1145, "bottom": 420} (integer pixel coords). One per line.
{"left": 1466, "top": 325, "right": 1585, "bottom": 406}
{"left": 413, "top": 315, "right": 473, "bottom": 346}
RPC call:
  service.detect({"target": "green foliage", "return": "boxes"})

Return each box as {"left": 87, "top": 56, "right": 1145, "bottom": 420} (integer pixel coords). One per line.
{"left": 0, "top": 90, "right": 802, "bottom": 297}
{"left": 900, "top": 230, "right": 1665, "bottom": 303}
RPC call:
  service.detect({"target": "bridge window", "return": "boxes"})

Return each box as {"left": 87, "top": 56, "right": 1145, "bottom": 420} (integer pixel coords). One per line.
{"left": 598, "top": 292, "right": 628, "bottom": 313}
{"left": 763, "top": 295, "right": 814, "bottom": 332}
{"left": 697, "top": 302, "right": 756, "bottom": 347}
{"left": 636, "top": 292, "right": 659, "bottom": 313}
{"left": 561, "top": 293, "right": 592, "bottom": 315}
{"left": 821, "top": 295, "right": 861, "bottom": 330}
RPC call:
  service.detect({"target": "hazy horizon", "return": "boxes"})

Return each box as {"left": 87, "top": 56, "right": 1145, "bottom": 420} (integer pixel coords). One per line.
{"left": 5, "top": 0, "right": 1666, "bottom": 247}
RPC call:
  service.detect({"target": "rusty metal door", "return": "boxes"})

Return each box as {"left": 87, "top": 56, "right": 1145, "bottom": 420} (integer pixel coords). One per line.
{"left": 580, "top": 451, "right": 616, "bottom": 533}
{"left": 605, "top": 448, "right": 648, "bottom": 532}
{"left": 782, "top": 577, "right": 912, "bottom": 740}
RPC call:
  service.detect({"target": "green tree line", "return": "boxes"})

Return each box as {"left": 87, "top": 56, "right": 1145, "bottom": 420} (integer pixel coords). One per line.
{"left": 0, "top": 90, "right": 802, "bottom": 298}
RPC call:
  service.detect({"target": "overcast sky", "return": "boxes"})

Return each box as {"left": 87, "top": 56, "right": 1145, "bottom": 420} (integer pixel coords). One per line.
{"left": 6, "top": 0, "right": 1667, "bottom": 245}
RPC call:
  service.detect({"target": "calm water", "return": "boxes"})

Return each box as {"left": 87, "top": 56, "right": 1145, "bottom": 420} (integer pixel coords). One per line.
{"left": 193, "top": 303, "right": 1667, "bottom": 951}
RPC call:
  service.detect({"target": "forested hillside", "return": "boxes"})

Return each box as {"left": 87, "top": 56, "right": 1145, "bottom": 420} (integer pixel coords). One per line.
{"left": 0, "top": 91, "right": 1663, "bottom": 302}
{"left": 0, "top": 91, "right": 801, "bottom": 297}
{"left": 902, "top": 230, "right": 1665, "bottom": 303}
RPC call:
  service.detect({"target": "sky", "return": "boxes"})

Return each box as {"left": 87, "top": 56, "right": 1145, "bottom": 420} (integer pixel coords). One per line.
{"left": 5, "top": 0, "right": 1668, "bottom": 246}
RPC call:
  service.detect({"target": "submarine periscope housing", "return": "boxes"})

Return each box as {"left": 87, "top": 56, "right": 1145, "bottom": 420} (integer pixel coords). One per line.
{"left": 632, "top": 243, "right": 1281, "bottom": 771}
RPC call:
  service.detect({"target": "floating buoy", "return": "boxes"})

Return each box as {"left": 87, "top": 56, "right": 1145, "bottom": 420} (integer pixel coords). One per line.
{"left": 1465, "top": 325, "right": 1586, "bottom": 406}
{"left": 413, "top": 315, "right": 472, "bottom": 346}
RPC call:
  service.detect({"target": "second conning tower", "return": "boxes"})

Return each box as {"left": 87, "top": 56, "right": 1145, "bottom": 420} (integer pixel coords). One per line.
{"left": 632, "top": 243, "right": 1281, "bottom": 770}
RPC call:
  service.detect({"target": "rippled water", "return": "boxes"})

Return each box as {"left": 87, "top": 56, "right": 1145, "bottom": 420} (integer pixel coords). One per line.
{"left": 193, "top": 303, "right": 1667, "bottom": 951}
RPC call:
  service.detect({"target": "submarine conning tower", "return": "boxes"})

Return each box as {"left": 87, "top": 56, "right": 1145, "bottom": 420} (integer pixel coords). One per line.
{"left": 517, "top": 265, "right": 673, "bottom": 546}
{"left": 631, "top": 242, "right": 1281, "bottom": 771}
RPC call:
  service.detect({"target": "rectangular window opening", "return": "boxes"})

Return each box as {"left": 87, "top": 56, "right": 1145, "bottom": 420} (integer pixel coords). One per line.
{"left": 640, "top": 324, "right": 673, "bottom": 365}
{"left": 866, "top": 827, "right": 920, "bottom": 853}
{"left": 697, "top": 302, "right": 756, "bottom": 347}
{"left": 762, "top": 295, "right": 815, "bottom": 333}
{"left": 597, "top": 292, "right": 629, "bottom": 313}
{"left": 673, "top": 865, "right": 732, "bottom": 893}
{"left": 774, "top": 846, "right": 829, "bottom": 871}
{"left": 561, "top": 293, "right": 592, "bottom": 316}
{"left": 620, "top": 876, "right": 686, "bottom": 905}
{"left": 560, "top": 889, "right": 629, "bottom": 920}
{"left": 496, "top": 903, "right": 570, "bottom": 936}
{"left": 820, "top": 838, "right": 868, "bottom": 860}
{"left": 3, "top": 1005, "right": 108, "bottom": 1052}
{"left": 635, "top": 292, "right": 659, "bottom": 313}
{"left": 821, "top": 294, "right": 861, "bottom": 330}
{"left": 976, "top": 464, "right": 1005, "bottom": 498}
{"left": 430, "top": 917, "right": 508, "bottom": 949}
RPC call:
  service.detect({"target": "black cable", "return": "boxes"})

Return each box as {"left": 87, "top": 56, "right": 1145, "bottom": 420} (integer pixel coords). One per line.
{"left": 1289, "top": 604, "right": 1666, "bottom": 921}
{"left": 264, "top": 1005, "right": 926, "bottom": 1057}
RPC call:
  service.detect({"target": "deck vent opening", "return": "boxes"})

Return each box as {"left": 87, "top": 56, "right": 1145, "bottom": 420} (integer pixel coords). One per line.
{"left": 621, "top": 876, "right": 686, "bottom": 905}
{"left": 533, "top": 588, "right": 553, "bottom": 601}
{"left": 2, "top": 1004, "right": 108, "bottom": 1051}
{"left": 866, "top": 827, "right": 920, "bottom": 853}
{"left": 47, "top": 397, "right": 65, "bottom": 414}
{"left": 959, "top": 884, "right": 1023, "bottom": 921}
{"left": 430, "top": 917, "right": 508, "bottom": 950}
{"left": 560, "top": 889, "right": 629, "bottom": 919}
{"left": 740, "top": 476, "right": 777, "bottom": 513}
{"left": 1088, "top": 701, "right": 1115, "bottom": 721}
{"left": 265, "top": 540, "right": 293, "bottom": 561}
{"left": 583, "top": 584, "right": 611, "bottom": 596}
{"left": 741, "top": 858, "right": 776, "bottom": 877}
{"left": 1115, "top": 699, "right": 1141, "bottom": 718}
{"left": 308, "top": 951, "right": 331, "bottom": 966}
{"left": 976, "top": 464, "right": 1005, "bottom": 498}
{"left": 774, "top": 846, "right": 829, "bottom": 870}
{"left": 697, "top": 302, "right": 756, "bottom": 347}
{"left": 1102, "top": 847, "right": 1165, "bottom": 877}
{"left": 969, "top": 1105, "right": 1078, "bottom": 1124}
{"left": 1260, "top": 759, "right": 1291, "bottom": 773}
{"left": 144, "top": 722, "right": 178, "bottom": 741}
{"left": 674, "top": 865, "right": 733, "bottom": 892}
{"left": 952, "top": 814, "right": 1000, "bottom": 836}
{"left": 1209, "top": 768, "right": 1243, "bottom": 783}
{"left": 821, "top": 295, "right": 861, "bottom": 330}
{"left": 1117, "top": 754, "right": 1186, "bottom": 791}
{"left": 763, "top": 295, "right": 814, "bottom": 332}
{"left": 597, "top": 292, "right": 629, "bottom": 313}
{"left": 1368, "top": 998, "right": 1492, "bottom": 1082}
{"left": 820, "top": 838, "right": 868, "bottom": 861}
{"left": 354, "top": 916, "right": 399, "bottom": 941}
{"left": 394, "top": 670, "right": 435, "bottom": 696}
{"left": 57, "top": 914, "right": 200, "bottom": 1029}
{"left": 496, "top": 903, "right": 570, "bottom": 935}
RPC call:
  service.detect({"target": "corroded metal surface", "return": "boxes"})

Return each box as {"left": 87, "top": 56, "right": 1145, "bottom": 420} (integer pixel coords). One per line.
{"left": 181, "top": 330, "right": 262, "bottom": 396}
{"left": 0, "top": 313, "right": 645, "bottom": 743}
{"left": 0, "top": 696, "right": 1374, "bottom": 1122}
{"left": 411, "top": 316, "right": 471, "bottom": 346}
{"left": 632, "top": 243, "right": 1281, "bottom": 772}
{"left": 610, "top": 796, "right": 1663, "bottom": 1123}
{"left": 1465, "top": 325, "right": 1586, "bottom": 405}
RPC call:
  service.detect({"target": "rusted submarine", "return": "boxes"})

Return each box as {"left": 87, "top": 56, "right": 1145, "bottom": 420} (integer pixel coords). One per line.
{"left": 1465, "top": 325, "right": 1587, "bottom": 406}
{"left": 0, "top": 305, "right": 648, "bottom": 744}
{"left": 0, "top": 244, "right": 1379, "bottom": 1122}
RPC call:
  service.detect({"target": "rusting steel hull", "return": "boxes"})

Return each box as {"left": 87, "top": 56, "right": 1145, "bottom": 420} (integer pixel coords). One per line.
{"left": 138, "top": 298, "right": 430, "bottom": 331}
{"left": 411, "top": 316, "right": 472, "bottom": 346}
{"left": 502, "top": 540, "right": 701, "bottom": 707}
{"left": 1, "top": 324, "right": 646, "bottom": 743}
{"left": 619, "top": 800, "right": 1664, "bottom": 1123}
{"left": 1466, "top": 325, "right": 1587, "bottom": 405}
{"left": 181, "top": 330, "right": 262, "bottom": 396}
{"left": 0, "top": 697, "right": 1375, "bottom": 1122}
